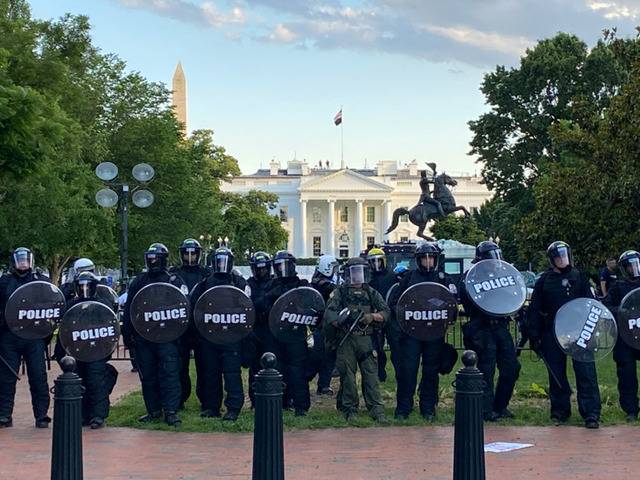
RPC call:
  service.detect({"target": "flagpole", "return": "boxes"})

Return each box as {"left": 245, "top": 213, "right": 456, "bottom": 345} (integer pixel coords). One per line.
{"left": 340, "top": 105, "right": 344, "bottom": 169}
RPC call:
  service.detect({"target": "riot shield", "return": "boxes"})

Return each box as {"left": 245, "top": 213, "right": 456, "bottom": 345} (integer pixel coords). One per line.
{"left": 96, "top": 284, "right": 119, "bottom": 313}
{"left": 59, "top": 301, "right": 120, "bottom": 362}
{"left": 4, "top": 281, "right": 65, "bottom": 339}
{"left": 268, "top": 287, "right": 325, "bottom": 343}
{"left": 130, "top": 283, "right": 190, "bottom": 343}
{"left": 396, "top": 282, "right": 457, "bottom": 341}
{"left": 554, "top": 298, "right": 617, "bottom": 362}
{"left": 193, "top": 285, "right": 255, "bottom": 345}
{"left": 616, "top": 288, "right": 640, "bottom": 350}
{"left": 385, "top": 283, "right": 399, "bottom": 305}
{"left": 464, "top": 259, "right": 527, "bottom": 316}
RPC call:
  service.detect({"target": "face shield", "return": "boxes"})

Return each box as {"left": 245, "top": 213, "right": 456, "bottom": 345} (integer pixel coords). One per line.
{"left": 367, "top": 255, "right": 386, "bottom": 272}
{"left": 274, "top": 259, "right": 295, "bottom": 278}
{"left": 482, "top": 249, "right": 503, "bottom": 261}
{"left": 551, "top": 246, "right": 572, "bottom": 269}
{"left": 76, "top": 280, "right": 94, "bottom": 299}
{"left": 623, "top": 256, "right": 640, "bottom": 280}
{"left": 418, "top": 253, "right": 439, "bottom": 272}
{"left": 181, "top": 248, "right": 201, "bottom": 266}
{"left": 214, "top": 254, "right": 232, "bottom": 274}
{"left": 12, "top": 249, "right": 33, "bottom": 273}
{"left": 145, "top": 253, "right": 166, "bottom": 272}
{"left": 345, "top": 264, "right": 370, "bottom": 286}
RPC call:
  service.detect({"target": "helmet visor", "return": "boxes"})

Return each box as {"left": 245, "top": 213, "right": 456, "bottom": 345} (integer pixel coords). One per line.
{"left": 624, "top": 257, "right": 640, "bottom": 279}
{"left": 13, "top": 250, "right": 33, "bottom": 271}
{"left": 214, "top": 255, "right": 231, "bottom": 273}
{"left": 418, "top": 253, "right": 439, "bottom": 272}
{"left": 274, "top": 258, "right": 294, "bottom": 277}
{"left": 483, "top": 249, "right": 503, "bottom": 261}
{"left": 346, "top": 264, "right": 370, "bottom": 285}
{"left": 77, "top": 281, "right": 93, "bottom": 299}
{"left": 368, "top": 255, "right": 385, "bottom": 272}
{"left": 552, "top": 246, "right": 572, "bottom": 269}
{"left": 182, "top": 248, "right": 201, "bottom": 266}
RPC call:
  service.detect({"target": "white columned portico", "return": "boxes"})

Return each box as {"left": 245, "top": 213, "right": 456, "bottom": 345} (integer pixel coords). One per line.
{"left": 327, "top": 199, "right": 336, "bottom": 256}
{"left": 299, "top": 200, "right": 308, "bottom": 257}
{"left": 355, "top": 199, "right": 363, "bottom": 255}
{"left": 382, "top": 200, "right": 392, "bottom": 240}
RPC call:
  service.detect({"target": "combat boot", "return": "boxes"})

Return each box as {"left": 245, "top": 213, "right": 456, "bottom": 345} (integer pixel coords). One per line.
{"left": 138, "top": 411, "right": 162, "bottom": 423}
{"left": 164, "top": 411, "right": 182, "bottom": 427}
{"left": 0, "top": 416, "right": 13, "bottom": 428}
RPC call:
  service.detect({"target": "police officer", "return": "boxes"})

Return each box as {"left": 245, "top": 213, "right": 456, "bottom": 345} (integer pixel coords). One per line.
{"left": 263, "top": 251, "right": 311, "bottom": 416}
{"left": 309, "top": 254, "right": 339, "bottom": 395}
{"left": 366, "top": 248, "right": 397, "bottom": 382}
{"left": 0, "top": 248, "right": 51, "bottom": 428}
{"left": 603, "top": 250, "right": 640, "bottom": 422}
{"left": 123, "top": 243, "right": 186, "bottom": 427}
{"left": 246, "top": 251, "right": 273, "bottom": 406}
{"left": 190, "top": 247, "right": 246, "bottom": 421}
{"left": 60, "top": 272, "right": 118, "bottom": 429}
{"left": 461, "top": 241, "right": 521, "bottom": 421}
{"left": 170, "top": 238, "right": 209, "bottom": 409}
{"left": 60, "top": 258, "right": 103, "bottom": 301}
{"left": 528, "top": 241, "right": 601, "bottom": 428}
{"left": 389, "top": 242, "right": 456, "bottom": 421}
{"left": 323, "top": 257, "right": 389, "bottom": 422}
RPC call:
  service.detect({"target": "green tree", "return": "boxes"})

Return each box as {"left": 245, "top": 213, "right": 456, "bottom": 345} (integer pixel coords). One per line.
{"left": 431, "top": 215, "right": 486, "bottom": 246}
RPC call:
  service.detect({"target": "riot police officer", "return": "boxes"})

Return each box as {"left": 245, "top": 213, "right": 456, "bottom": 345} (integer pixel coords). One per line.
{"left": 170, "top": 238, "right": 209, "bottom": 409}
{"left": 263, "top": 251, "right": 311, "bottom": 416}
{"left": 461, "top": 241, "right": 521, "bottom": 421}
{"left": 190, "top": 247, "right": 246, "bottom": 421}
{"left": 528, "top": 241, "right": 601, "bottom": 428}
{"left": 61, "top": 272, "right": 118, "bottom": 429}
{"left": 389, "top": 242, "right": 456, "bottom": 420}
{"left": 246, "top": 251, "right": 273, "bottom": 406}
{"left": 123, "top": 243, "right": 187, "bottom": 427}
{"left": 603, "top": 250, "right": 640, "bottom": 421}
{"left": 309, "top": 254, "right": 339, "bottom": 395}
{"left": 323, "top": 257, "right": 389, "bottom": 422}
{"left": 366, "top": 247, "right": 397, "bottom": 382}
{"left": 0, "top": 248, "right": 51, "bottom": 428}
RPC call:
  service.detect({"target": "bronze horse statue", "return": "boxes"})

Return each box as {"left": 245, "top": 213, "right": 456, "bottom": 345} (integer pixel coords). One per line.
{"left": 385, "top": 172, "right": 470, "bottom": 241}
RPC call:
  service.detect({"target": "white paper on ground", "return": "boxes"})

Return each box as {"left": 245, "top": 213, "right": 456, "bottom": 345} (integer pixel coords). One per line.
{"left": 484, "top": 442, "right": 534, "bottom": 453}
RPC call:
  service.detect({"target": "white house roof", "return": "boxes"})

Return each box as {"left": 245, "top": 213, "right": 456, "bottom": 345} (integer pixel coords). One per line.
{"left": 299, "top": 169, "right": 393, "bottom": 194}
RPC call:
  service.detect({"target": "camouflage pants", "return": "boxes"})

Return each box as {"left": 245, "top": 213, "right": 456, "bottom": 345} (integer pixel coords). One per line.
{"left": 335, "top": 334, "right": 384, "bottom": 417}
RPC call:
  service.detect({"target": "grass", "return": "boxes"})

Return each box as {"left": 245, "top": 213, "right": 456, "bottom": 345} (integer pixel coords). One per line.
{"left": 108, "top": 350, "right": 629, "bottom": 433}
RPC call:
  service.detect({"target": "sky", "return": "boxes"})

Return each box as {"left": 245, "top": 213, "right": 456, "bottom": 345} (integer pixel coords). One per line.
{"left": 28, "top": 0, "right": 640, "bottom": 175}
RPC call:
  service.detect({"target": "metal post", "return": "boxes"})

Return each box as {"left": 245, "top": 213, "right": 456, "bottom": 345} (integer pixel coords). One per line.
{"left": 453, "top": 350, "right": 486, "bottom": 480}
{"left": 252, "top": 352, "right": 284, "bottom": 480}
{"left": 120, "top": 184, "right": 129, "bottom": 284}
{"left": 51, "top": 356, "right": 83, "bottom": 480}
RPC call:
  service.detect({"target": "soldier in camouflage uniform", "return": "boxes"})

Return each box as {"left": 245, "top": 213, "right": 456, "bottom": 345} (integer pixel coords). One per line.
{"left": 323, "top": 257, "right": 390, "bottom": 423}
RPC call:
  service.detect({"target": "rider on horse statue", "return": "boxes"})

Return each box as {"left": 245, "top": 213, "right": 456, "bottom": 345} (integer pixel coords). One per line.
{"left": 417, "top": 164, "right": 445, "bottom": 217}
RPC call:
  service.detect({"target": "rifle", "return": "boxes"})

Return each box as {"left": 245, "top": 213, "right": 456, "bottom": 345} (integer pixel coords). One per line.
{"left": 337, "top": 308, "right": 365, "bottom": 349}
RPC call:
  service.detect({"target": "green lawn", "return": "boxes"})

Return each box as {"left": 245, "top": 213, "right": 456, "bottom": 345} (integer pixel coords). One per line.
{"left": 108, "top": 350, "right": 630, "bottom": 432}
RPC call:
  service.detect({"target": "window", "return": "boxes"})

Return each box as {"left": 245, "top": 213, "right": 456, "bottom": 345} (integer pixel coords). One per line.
{"left": 400, "top": 236, "right": 409, "bottom": 242}
{"left": 339, "top": 245, "right": 349, "bottom": 258}
{"left": 312, "top": 207, "right": 322, "bottom": 223}
{"left": 366, "top": 206, "right": 375, "bottom": 223}
{"left": 366, "top": 236, "right": 375, "bottom": 249}
{"left": 279, "top": 207, "right": 288, "bottom": 222}
{"left": 313, "top": 236, "right": 321, "bottom": 257}
{"left": 340, "top": 206, "right": 349, "bottom": 223}
{"left": 400, "top": 207, "right": 409, "bottom": 223}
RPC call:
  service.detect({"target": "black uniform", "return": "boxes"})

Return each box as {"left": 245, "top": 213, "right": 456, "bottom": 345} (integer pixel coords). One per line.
{"left": 368, "top": 269, "right": 397, "bottom": 382}
{"left": 247, "top": 274, "right": 273, "bottom": 405}
{"left": 0, "top": 271, "right": 51, "bottom": 425}
{"left": 461, "top": 274, "right": 521, "bottom": 418}
{"left": 388, "top": 269, "right": 454, "bottom": 418}
{"left": 309, "top": 273, "right": 337, "bottom": 392}
{"left": 528, "top": 268, "right": 601, "bottom": 422}
{"left": 169, "top": 264, "right": 210, "bottom": 408}
{"left": 122, "top": 271, "right": 186, "bottom": 417}
{"left": 189, "top": 272, "right": 246, "bottom": 416}
{"left": 604, "top": 279, "right": 640, "bottom": 417}
{"left": 264, "top": 276, "right": 311, "bottom": 414}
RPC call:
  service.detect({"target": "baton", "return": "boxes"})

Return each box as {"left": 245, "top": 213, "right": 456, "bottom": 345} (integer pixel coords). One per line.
{"left": 0, "top": 353, "right": 20, "bottom": 381}
{"left": 533, "top": 349, "right": 562, "bottom": 390}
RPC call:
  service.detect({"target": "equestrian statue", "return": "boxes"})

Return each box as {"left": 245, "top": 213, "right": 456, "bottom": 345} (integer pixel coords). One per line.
{"left": 385, "top": 163, "right": 470, "bottom": 241}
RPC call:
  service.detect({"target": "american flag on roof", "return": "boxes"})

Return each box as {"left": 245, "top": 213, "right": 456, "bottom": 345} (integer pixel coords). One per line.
{"left": 334, "top": 109, "right": 342, "bottom": 126}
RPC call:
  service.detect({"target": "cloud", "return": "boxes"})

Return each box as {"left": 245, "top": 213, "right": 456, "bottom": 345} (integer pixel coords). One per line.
{"left": 113, "top": 0, "right": 246, "bottom": 28}
{"left": 269, "top": 23, "right": 297, "bottom": 43}
{"left": 587, "top": 1, "right": 640, "bottom": 19}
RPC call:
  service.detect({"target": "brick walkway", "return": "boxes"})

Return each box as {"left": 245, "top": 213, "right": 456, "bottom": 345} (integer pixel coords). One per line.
{"left": 1, "top": 363, "right": 637, "bottom": 479}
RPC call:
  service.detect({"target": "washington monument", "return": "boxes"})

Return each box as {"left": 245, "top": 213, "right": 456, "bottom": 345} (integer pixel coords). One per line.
{"left": 172, "top": 62, "right": 187, "bottom": 135}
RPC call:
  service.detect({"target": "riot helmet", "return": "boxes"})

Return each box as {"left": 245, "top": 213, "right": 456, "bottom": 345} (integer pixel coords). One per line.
{"left": 73, "top": 258, "right": 95, "bottom": 275}
{"left": 273, "top": 251, "right": 297, "bottom": 278}
{"left": 416, "top": 242, "right": 441, "bottom": 273}
{"left": 317, "top": 254, "right": 338, "bottom": 278}
{"left": 74, "top": 271, "right": 99, "bottom": 300}
{"left": 144, "top": 243, "right": 169, "bottom": 273}
{"left": 619, "top": 250, "right": 640, "bottom": 281}
{"left": 212, "top": 247, "right": 234, "bottom": 274}
{"left": 366, "top": 247, "right": 387, "bottom": 272}
{"left": 547, "top": 241, "right": 573, "bottom": 272}
{"left": 250, "top": 251, "right": 272, "bottom": 280}
{"left": 179, "top": 238, "right": 202, "bottom": 267}
{"left": 475, "top": 241, "right": 503, "bottom": 262}
{"left": 343, "top": 257, "right": 371, "bottom": 286}
{"left": 11, "top": 247, "right": 34, "bottom": 276}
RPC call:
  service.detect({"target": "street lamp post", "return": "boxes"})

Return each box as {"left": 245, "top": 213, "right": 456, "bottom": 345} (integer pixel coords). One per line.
{"left": 95, "top": 161, "right": 155, "bottom": 284}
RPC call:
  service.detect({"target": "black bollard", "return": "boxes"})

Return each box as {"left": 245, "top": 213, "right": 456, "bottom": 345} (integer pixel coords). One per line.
{"left": 51, "top": 356, "right": 84, "bottom": 480}
{"left": 453, "top": 350, "right": 486, "bottom": 480}
{"left": 252, "top": 352, "right": 284, "bottom": 480}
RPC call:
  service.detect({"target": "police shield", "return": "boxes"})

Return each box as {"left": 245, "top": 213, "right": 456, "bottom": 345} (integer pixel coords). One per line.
{"left": 554, "top": 298, "right": 617, "bottom": 362}
{"left": 616, "top": 288, "right": 640, "bottom": 350}
{"left": 396, "top": 282, "right": 458, "bottom": 341}
{"left": 4, "top": 281, "right": 65, "bottom": 339}
{"left": 269, "top": 287, "right": 325, "bottom": 343}
{"left": 193, "top": 286, "right": 255, "bottom": 345}
{"left": 130, "top": 283, "right": 190, "bottom": 343}
{"left": 59, "top": 301, "right": 120, "bottom": 362}
{"left": 96, "top": 284, "right": 119, "bottom": 312}
{"left": 385, "top": 283, "right": 399, "bottom": 305}
{"left": 464, "top": 260, "right": 527, "bottom": 316}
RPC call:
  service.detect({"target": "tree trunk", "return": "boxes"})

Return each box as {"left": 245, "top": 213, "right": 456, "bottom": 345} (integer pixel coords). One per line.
{"left": 48, "top": 255, "right": 71, "bottom": 286}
